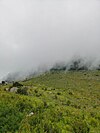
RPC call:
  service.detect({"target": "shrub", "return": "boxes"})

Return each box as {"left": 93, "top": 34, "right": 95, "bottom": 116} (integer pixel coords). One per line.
{"left": 12, "top": 82, "right": 23, "bottom": 87}
{"left": 17, "top": 87, "right": 28, "bottom": 95}
{"left": 71, "top": 119, "right": 90, "bottom": 133}
{"left": 16, "top": 101, "right": 33, "bottom": 112}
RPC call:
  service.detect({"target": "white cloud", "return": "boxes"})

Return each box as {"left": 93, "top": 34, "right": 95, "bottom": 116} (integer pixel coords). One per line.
{"left": 0, "top": 0, "right": 100, "bottom": 78}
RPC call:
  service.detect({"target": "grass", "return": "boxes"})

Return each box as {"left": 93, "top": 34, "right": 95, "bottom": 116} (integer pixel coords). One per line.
{"left": 0, "top": 71, "right": 100, "bottom": 132}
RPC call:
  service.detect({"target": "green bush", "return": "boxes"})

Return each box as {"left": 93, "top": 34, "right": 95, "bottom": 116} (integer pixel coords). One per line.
{"left": 71, "top": 119, "right": 90, "bottom": 133}
{"left": 17, "top": 87, "right": 28, "bottom": 95}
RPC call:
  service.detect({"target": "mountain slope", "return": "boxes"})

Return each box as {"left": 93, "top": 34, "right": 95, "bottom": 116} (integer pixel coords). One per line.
{"left": 0, "top": 71, "right": 100, "bottom": 133}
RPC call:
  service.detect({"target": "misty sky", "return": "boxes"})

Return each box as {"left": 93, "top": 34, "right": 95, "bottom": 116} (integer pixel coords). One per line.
{"left": 0, "top": 0, "right": 100, "bottom": 79}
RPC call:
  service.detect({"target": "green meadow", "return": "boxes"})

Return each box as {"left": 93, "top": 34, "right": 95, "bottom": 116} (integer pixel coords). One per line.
{"left": 0, "top": 71, "right": 100, "bottom": 133}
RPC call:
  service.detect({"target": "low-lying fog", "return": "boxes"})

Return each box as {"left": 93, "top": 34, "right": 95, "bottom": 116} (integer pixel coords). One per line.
{"left": 0, "top": 0, "right": 100, "bottom": 80}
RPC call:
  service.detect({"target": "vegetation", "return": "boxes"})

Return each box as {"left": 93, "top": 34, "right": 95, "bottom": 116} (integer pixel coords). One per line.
{"left": 0, "top": 71, "right": 100, "bottom": 133}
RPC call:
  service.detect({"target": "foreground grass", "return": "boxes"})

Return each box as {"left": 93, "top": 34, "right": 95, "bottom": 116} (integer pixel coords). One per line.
{"left": 0, "top": 71, "right": 100, "bottom": 133}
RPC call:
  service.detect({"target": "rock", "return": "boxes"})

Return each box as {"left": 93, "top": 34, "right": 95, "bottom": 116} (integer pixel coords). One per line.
{"left": 4, "top": 88, "right": 9, "bottom": 91}
{"left": 27, "top": 112, "right": 34, "bottom": 117}
{"left": 10, "top": 87, "right": 19, "bottom": 93}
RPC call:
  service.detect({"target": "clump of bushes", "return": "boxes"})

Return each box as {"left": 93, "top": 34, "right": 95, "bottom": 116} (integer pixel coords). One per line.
{"left": 12, "top": 82, "right": 23, "bottom": 87}
{"left": 17, "top": 87, "right": 28, "bottom": 95}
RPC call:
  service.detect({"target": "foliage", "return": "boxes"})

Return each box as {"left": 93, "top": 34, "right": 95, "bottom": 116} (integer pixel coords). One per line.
{"left": 71, "top": 119, "right": 90, "bottom": 133}
{"left": 0, "top": 71, "right": 100, "bottom": 132}
{"left": 17, "top": 87, "right": 28, "bottom": 95}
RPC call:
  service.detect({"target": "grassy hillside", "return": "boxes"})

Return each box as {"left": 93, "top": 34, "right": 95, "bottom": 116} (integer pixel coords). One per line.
{"left": 0, "top": 71, "right": 100, "bottom": 133}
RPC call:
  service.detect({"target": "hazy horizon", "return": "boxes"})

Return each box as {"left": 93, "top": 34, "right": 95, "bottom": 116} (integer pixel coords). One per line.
{"left": 0, "top": 0, "right": 100, "bottom": 80}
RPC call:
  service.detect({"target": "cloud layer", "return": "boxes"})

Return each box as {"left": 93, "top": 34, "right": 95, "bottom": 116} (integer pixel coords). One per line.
{"left": 0, "top": 0, "right": 100, "bottom": 79}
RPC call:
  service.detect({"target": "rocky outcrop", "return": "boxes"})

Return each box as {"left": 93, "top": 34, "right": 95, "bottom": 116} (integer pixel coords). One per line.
{"left": 10, "top": 87, "right": 19, "bottom": 93}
